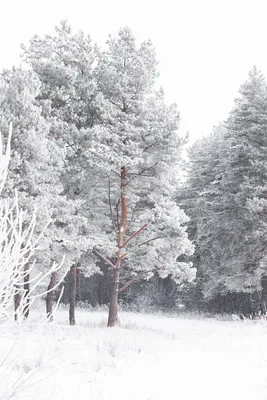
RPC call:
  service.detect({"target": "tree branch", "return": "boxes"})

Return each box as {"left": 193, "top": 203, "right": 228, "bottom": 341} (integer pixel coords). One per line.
{"left": 111, "top": 169, "right": 121, "bottom": 178}
{"left": 127, "top": 204, "right": 137, "bottom": 231}
{"left": 120, "top": 224, "right": 148, "bottom": 248}
{"left": 138, "top": 236, "right": 161, "bottom": 246}
{"left": 92, "top": 248, "right": 118, "bottom": 270}
{"left": 127, "top": 162, "right": 159, "bottom": 184}
{"left": 115, "top": 198, "right": 120, "bottom": 228}
{"left": 108, "top": 177, "right": 118, "bottom": 233}
{"left": 138, "top": 162, "right": 159, "bottom": 176}
{"left": 119, "top": 252, "right": 128, "bottom": 261}
{"left": 109, "top": 99, "right": 124, "bottom": 112}
{"left": 143, "top": 140, "right": 159, "bottom": 152}
{"left": 118, "top": 269, "right": 154, "bottom": 293}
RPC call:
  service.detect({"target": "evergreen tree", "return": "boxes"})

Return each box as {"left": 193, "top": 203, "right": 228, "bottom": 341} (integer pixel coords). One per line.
{"left": 181, "top": 124, "right": 228, "bottom": 305}
{"left": 21, "top": 21, "right": 100, "bottom": 272}
{"left": 220, "top": 67, "right": 267, "bottom": 296}
{"left": 21, "top": 20, "right": 99, "bottom": 193}
{"left": 0, "top": 67, "right": 87, "bottom": 284}
{"left": 85, "top": 27, "right": 195, "bottom": 325}
{"left": 21, "top": 23, "right": 195, "bottom": 323}
{"left": 185, "top": 67, "right": 267, "bottom": 313}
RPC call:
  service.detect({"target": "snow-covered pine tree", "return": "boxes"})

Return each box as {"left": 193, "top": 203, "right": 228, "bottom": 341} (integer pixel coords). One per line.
{"left": 185, "top": 67, "right": 267, "bottom": 314}
{"left": 22, "top": 23, "right": 195, "bottom": 324}
{"left": 220, "top": 67, "right": 267, "bottom": 299}
{"left": 0, "top": 67, "right": 88, "bottom": 317}
{"left": 21, "top": 20, "right": 100, "bottom": 270}
{"left": 179, "top": 124, "right": 228, "bottom": 308}
{"left": 84, "top": 27, "right": 195, "bottom": 326}
{"left": 21, "top": 20, "right": 99, "bottom": 192}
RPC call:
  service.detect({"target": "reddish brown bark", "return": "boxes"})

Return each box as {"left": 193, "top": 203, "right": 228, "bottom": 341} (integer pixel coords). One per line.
{"left": 108, "top": 268, "right": 120, "bottom": 327}
{"left": 69, "top": 264, "right": 77, "bottom": 325}
{"left": 121, "top": 167, "right": 127, "bottom": 233}
{"left": 46, "top": 272, "right": 57, "bottom": 321}
{"left": 107, "top": 167, "right": 127, "bottom": 327}
{"left": 93, "top": 167, "right": 148, "bottom": 326}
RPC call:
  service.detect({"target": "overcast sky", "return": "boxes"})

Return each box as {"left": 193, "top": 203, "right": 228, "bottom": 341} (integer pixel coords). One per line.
{"left": 1, "top": 0, "right": 267, "bottom": 141}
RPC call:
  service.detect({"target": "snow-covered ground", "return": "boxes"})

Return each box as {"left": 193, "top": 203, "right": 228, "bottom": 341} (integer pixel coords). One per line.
{"left": 1, "top": 307, "right": 267, "bottom": 400}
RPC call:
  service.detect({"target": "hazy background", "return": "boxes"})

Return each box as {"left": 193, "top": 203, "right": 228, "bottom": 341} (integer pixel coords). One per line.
{"left": 1, "top": 0, "right": 266, "bottom": 141}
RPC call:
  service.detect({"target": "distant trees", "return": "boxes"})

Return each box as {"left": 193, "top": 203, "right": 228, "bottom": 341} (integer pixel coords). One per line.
{"left": 185, "top": 67, "right": 267, "bottom": 314}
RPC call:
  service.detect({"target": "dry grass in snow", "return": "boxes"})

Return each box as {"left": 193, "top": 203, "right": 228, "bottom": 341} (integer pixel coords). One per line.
{"left": 1, "top": 307, "right": 267, "bottom": 399}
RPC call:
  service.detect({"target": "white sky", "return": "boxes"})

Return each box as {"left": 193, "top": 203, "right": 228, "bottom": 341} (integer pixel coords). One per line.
{"left": 1, "top": 0, "right": 267, "bottom": 141}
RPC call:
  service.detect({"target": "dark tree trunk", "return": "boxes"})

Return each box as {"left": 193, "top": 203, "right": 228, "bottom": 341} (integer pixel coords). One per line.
{"left": 14, "top": 288, "right": 21, "bottom": 321}
{"left": 46, "top": 272, "right": 57, "bottom": 321}
{"left": 23, "top": 265, "right": 30, "bottom": 319}
{"left": 76, "top": 268, "right": 81, "bottom": 302}
{"left": 108, "top": 268, "right": 120, "bottom": 327}
{"left": 69, "top": 264, "right": 77, "bottom": 325}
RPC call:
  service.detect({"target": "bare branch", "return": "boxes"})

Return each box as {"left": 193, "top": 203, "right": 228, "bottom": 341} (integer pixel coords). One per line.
{"left": 118, "top": 269, "right": 154, "bottom": 293}
{"left": 115, "top": 198, "right": 120, "bottom": 228}
{"left": 63, "top": 138, "right": 78, "bottom": 150}
{"left": 127, "top": 204, "right": 137, "bottom": 231}
{"left": 108, "top": 177, "right": 118, "bottom": 233}
{"left": 138, "top": 162, "right": 159, "bottom": 176}
{"left": 127, "top": 162, "right": 159, "bottom": 184}
{"left": 119, "top": 252, "right": 128, "bottom": 261}
{"left": 120, "top": 224, "right": 148, "bottom": 248}
{"left": 138, "top": 236, "right": 161, "bottom": 246}
{"left": 109, "top": 99, "right": 124, "bottom": 112}
{"left": 92, "top": 248, "right": 118, "bottom": 270}
{"left": 143, "top": 140, "right": 159, "bottom": 152}
{"left": 111, "top": 169, "right": 121, "bottom": 178}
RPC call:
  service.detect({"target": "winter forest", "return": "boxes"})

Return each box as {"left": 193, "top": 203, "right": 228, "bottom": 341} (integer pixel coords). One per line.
{"left": 2, "top": 20, "right": 267, "bottom": 400}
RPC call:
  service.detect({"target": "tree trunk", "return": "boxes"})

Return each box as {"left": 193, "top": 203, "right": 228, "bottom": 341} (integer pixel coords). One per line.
{"left": 107, "top": 166, "right": 127, "bottom": 327}
{"left": 14, "top": 288, "right": 21, "bottom": 322}
{"left": 69, "top": 264, "right": 76, "bottom": 325}
{"left": 76, "top": 268, "right": 81, "bottom": 302}
{"left": 23, "top": 265, "right": 30, "bottom": 319}
{"left": 257, "top": 279, "right": 267, "bottom": 316}
{"left": 108, "top": 268, "right": 120, "bottom": 327}
{"left": 46, "top": 272, "right": 57, "bottom": 321}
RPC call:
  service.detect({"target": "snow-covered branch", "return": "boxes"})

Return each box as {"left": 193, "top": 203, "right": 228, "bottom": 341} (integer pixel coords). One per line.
{"left": 0, "top": 124, "right": 65, "bottom": 322}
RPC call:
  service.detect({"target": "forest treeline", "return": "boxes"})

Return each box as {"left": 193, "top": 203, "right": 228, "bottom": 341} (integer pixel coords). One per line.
{"left": 0, "top": 21, "right": 266, "bottom": 321}
{"left": 181, "top": 66, "right": 267, "bottom": 316}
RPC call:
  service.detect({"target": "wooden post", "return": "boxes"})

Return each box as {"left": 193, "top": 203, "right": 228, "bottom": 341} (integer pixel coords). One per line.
{"left": 69, "top": 264, "right": 77, "bottom": 325}
{"left": 46, "top": 272, "right": 57, "bottom": 321}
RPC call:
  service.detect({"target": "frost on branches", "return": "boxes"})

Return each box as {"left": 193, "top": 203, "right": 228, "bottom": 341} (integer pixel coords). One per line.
{"left": 0, "top": 125, "right": 64, "bottom": 322}
{"left": 184, "top": 67, "right": 267, "bottom": 314}
{"left": 86, "top": 27, "right": 195, "bottom": 325}
{"left": 20, "top": 23, "right": 195, "bottom": 325}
